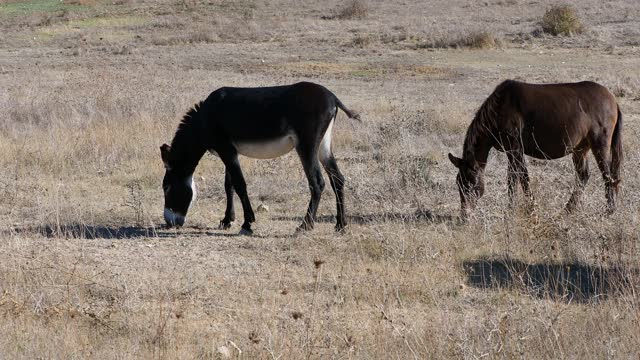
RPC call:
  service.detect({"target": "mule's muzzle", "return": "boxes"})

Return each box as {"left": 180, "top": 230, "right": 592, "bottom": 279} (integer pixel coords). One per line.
{"left": 164, "top": 208, "right": 186, "bottom": 227}
{"left": 459, "top": 195, "right": 478, "bottom": 223}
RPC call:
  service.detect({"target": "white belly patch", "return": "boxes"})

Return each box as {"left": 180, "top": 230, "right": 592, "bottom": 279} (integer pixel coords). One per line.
{"left": 233, "top": 135, "right": 297, "bottom": 159}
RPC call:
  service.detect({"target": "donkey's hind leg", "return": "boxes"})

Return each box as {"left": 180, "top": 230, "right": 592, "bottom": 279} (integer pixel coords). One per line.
{"left": 219, "top": 168, "right": 236, "bottom": 230}
{"left": 320, "top": 153, "right": 346, "bottom": 232}
{"left": 565, "top": 150, "right": 590, "bottom": 213}
{"left": 297, "top": 145, "right": 325, "bottom": 232}
{"left": 593, "top": 144, "right": 616, "bottom": 213}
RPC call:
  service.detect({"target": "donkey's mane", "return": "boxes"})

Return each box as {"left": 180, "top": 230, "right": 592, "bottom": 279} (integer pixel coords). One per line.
{"left": 170, "top": 101, "right": 204, "bottom": 149}
{"left": 174, "top": 101, "right": 203, "bottom": 138}
{"left": 166, "top": 101, "right": 207, "bottom": 170}
{"left": 463, "top": 80, "right": 513, "bottom": 160}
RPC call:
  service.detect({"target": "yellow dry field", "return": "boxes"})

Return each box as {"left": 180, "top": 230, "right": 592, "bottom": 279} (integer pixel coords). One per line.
{"left": 1, "top": 0, "right": 639, "bottom": 358}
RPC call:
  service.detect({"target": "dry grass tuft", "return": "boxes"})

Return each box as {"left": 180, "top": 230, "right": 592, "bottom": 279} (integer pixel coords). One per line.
{"left": 351, "top": 34, "right": 373, "bottom": 47}
{"left": 336, "top": 0, "right": 369, "bottom": 20}
{"left": 179, "top": 0, "right": 197, "bottom": 9}
{"left": 541, "top": 4, "right": 584, "bottom": 36}
{"left": 462, "top": 31, "right": 501, "bottom": 49}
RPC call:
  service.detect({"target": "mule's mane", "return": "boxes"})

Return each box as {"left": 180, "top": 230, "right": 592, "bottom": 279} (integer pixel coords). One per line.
{"left": 463, "top": 80, "right": 512, "bottom": 161}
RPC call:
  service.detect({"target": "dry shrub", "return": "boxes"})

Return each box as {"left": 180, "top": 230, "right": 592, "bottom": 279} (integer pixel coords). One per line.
{"left": 462, "top": 31, "right": 500, "bottom": 49}
{"left": 337, "top": 0, "right": 369, "bottom": 20}
{"left": 541, "top": 5, "right": 584, "bottom": 36}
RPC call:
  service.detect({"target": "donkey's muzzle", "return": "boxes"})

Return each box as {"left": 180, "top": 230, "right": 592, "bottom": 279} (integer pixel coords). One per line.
{"left": 164, "top": 208, "right": 185, "bottom": 227}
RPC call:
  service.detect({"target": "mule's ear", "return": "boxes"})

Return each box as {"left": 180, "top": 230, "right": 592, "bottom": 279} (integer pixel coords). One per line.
{"left": 448, "top": 153, "right": 463, "bottom": 168}
{"left": 160, "top": 144, "right": 171, "bottom": 168}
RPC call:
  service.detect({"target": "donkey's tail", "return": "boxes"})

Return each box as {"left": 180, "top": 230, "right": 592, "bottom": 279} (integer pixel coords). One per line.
{"left": 610, "top": 104, "right": 623, "bottom": 184}
{"left": 335, "top": 96, "right": 361, "bottom": 121}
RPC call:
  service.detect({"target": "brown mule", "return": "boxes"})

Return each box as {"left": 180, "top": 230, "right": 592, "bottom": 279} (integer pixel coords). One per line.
{"left": 449, "top": 80, "right": 623, "bottom": 220}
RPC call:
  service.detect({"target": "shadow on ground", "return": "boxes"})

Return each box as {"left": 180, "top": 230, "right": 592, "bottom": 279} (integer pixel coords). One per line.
{"left": 8, "top": 224, "right": 294, "bottom": 240}
{"left": 6, "top": 209, "right": 456, "bottom": 240}
{"left": 4, "top": 224, "right": 188, "bottom": 240}
{"left": 463, "top": 257, "right": 639, "bottom": 303}
{"left": 273, "top": 208, "right": 458, "bottom": 225}
{"left": 7, "top": 224, "right": 174, "bottom": 239}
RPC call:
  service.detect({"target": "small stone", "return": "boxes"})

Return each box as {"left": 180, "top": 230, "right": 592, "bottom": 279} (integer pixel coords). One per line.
{"left": 256, "top": 203, "right": 269, "bottom": 213}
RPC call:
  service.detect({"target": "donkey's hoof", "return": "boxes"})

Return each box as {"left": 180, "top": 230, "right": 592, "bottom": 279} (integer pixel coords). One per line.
{"left": 335, "top": 223, "right": 347, "bottom": 233}
{"left": 238, "top": 227, "right": 253, "bottom": 236}
{"left": 218, "top": 220, "right": 233, "bottom": 230}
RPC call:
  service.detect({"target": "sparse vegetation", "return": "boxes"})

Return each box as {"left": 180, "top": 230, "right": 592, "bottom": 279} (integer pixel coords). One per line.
{"left": 0, "top": 0, "right": 639, "bottom": 358}
{"left": 541, "top": 4, "right": 585, "bottom": 36}
{"left": 351, "top": 33, "right": 373, "bottom": 47}
{"left": 419, "top": 31, "right": 502, "bottom": 49}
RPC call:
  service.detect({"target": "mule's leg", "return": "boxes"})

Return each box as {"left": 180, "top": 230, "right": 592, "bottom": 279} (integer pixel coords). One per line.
{"left": 507, "top": 159, "right": 517, "bottom": 209}
{"left": 565, "top": 151, "right": 590, "bottom": 212}
{"left": 320, "top": 153, "right": 346, "bottom": 232}
{"left": 508, "top": 150, "right": 535, "bottom": 213}
{"left": 219, "top": 168, "right": 235, "bottom": 229}
{"left": 593, "top": 145, "right": 616, "bottom": 213}
{"left": 297, "top": 146, "right": 325, "bottom": 231}
{"left": 221, "top": 153, "right": 255, "bottom": 234}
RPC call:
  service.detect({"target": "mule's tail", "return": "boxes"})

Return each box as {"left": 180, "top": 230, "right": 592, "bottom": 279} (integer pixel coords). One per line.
{"left": 335, "top": 96, "right": 361, "bottom": 121}
{"left": 610, "top": 104, "right": 623, "bottom": 185}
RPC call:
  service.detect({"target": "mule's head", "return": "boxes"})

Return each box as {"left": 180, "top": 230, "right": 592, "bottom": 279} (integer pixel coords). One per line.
{"left": 160, "top": 144, "right": 196, "bottom": 227}
{"left": 448, "top": 153, "right": 484, "bottom": 220}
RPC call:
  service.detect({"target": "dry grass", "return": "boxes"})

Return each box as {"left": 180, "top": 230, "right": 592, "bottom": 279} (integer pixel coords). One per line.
{"left": 420, "top": 31, "right": 502, "bottom": 49}
{"left": 336, "top": 0, "right": 369, "bottom": 20}
{"left": 541, "top": 4, "right": 585, "bottom": 36}
{"left": 0, "top": 0, "right": 639, "bottom": 358}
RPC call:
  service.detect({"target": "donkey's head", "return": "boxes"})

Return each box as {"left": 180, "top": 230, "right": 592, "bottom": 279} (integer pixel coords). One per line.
{"left": 448, "top": 153, "right": 485, "bottom": 220}
{"left": 160, "top": 144, "right": 196, "bottom": 227}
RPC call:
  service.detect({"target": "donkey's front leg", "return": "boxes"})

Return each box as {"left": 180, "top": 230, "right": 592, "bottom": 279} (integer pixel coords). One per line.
{"left": 219, "top": 168, "right": 236, "bottom": 230}
{"left": 221, "top": 152, "right": 255, "bottom": 235}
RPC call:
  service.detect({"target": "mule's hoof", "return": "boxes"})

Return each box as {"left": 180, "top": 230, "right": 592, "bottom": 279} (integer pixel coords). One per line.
{"left": 564, "top": 200, "right": 579, "bottom": 213}
{"left": 296, "top": 223, "right": 313, "bottom": 233}
{"left": 238, "top": 227, "right": 253, "bottom": 236}
{"left": 335, "top": 223, "right": 347, "bottom": 233}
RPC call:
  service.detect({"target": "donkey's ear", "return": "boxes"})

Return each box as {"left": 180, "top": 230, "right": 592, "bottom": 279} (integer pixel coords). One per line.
{"left": 448, "top": 153, "right": 463, "bottom": 168}
{"left": 160, "top": 144, "right": 171, "bottom": 168}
